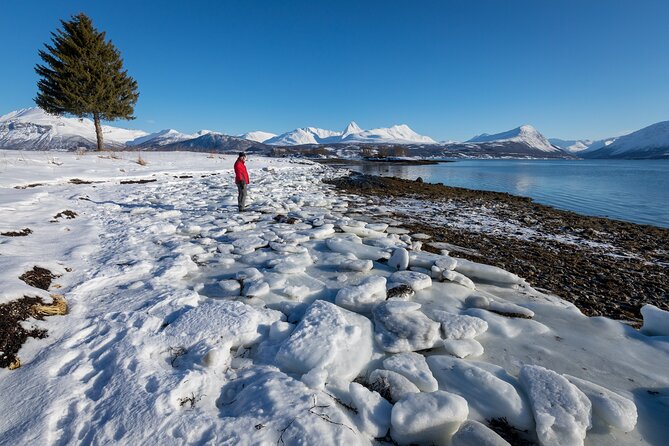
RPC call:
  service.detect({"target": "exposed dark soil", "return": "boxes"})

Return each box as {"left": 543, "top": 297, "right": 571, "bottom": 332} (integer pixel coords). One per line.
{"left": 0, "top": 296, "right": 48, "bottom": 369}
{"left": 69, "top": 178, "right": 94, "bottom": 184}
{"left": 14, "top": 183, "right": 44, "bottom": 189}
{"left": 488, "top": 417, "right": 536, "bottom": 446}
{"left": 327, "top": 173, "right": 669, "bottom": 323}
{"left": 1, "top": 228, "right": 32, "bottom": 237}
{"left": 19, "top": 266, "right": 57, "bottom": 290}
{"left": 53, "top": 210, "right": 78, "bottom": 220}
{"left": 120, "top": 178, "right": 157, "bottom": 184}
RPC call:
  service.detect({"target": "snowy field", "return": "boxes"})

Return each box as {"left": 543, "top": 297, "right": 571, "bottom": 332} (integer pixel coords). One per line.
{"left": 1, "top": 150, "right": 668, "bottom": 446}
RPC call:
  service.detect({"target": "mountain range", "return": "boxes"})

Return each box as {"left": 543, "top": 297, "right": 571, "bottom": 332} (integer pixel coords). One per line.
{"left": 1, "top": 107, "right": 667, "bottom": 159}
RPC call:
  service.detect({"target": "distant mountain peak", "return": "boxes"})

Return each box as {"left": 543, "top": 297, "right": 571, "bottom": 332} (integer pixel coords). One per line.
{"left": 342, "top": 121, "right": 362, "bottom": 137}
{"left": 466, "top": 124, "right": 558, "bottom": 152}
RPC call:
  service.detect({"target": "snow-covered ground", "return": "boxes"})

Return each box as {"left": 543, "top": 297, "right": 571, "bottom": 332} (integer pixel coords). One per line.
{"left": 1, "top": 150, "right": 668, "bottom": 446}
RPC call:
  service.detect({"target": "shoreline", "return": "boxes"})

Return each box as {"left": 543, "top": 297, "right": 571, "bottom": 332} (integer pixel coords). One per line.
{"left": 326, "top": 172, "right": 669, "bottom": 323}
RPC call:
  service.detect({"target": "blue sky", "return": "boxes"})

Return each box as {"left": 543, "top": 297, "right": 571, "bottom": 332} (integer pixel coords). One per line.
{"left": 1, "top": 0, "right": 668, "bottom": 141}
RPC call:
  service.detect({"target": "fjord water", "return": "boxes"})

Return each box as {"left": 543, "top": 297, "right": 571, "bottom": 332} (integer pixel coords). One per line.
{"left": 346, "top": 159, "right": 669, "bottom": 228}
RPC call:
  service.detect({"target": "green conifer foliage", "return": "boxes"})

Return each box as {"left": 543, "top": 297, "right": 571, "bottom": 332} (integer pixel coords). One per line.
{"left": 35, "top": 13, "right": 139, "bottom": 151}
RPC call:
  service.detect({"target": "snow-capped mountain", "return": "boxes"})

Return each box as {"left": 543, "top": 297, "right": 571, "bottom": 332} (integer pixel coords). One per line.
{"left": 157, "top": 132, "right": 268, "bottom": 153}
{"left": 582, "top": 121, "right": 669, "bottom": 159}
{"left": 549, "top": 138, "right": 594, "bottom": 153}
{"left": 239, "top": 131, "right": 277, "bottom": 143}
{"left": 264, "top": 121, "right": 435, "bottom": 146}
{"left": 0, "top": 108, "right": 147, "bottom": 150}
{"left": 265, "top": 127, "right": 341, "bottom": 146}
{"left": 467, "top": 125, "right": 560, "bottom": 153}
{"left": 127, "top": 129, "right": 197, "bottom": 147}
{"left": 341, "top": 124, "right": 436, "bottom": 144}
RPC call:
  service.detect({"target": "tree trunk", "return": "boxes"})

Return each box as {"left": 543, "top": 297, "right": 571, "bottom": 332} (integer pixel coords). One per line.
{"left": 93, "top": 113, "right": 104, "bottom": 151}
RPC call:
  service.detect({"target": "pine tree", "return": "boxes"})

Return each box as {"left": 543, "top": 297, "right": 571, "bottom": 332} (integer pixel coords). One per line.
{"left": 35, "top": 13, "right": 139, "bottom": 151}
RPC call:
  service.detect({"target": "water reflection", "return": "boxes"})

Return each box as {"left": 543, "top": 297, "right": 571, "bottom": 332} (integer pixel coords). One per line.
{"left": 342, "top": 160, "right": 669, "bottom": 228}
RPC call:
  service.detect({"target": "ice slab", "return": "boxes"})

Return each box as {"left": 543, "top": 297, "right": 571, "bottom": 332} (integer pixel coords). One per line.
{"left": 276, "top": 300, "right": 374, "bottom": 384}
{"left": 565, "top": 375, "right": 637, "bottom": 432}
{"left": 390, "top": 391, "right": 468, "bottom": 445}
{"left": 382, "top": 352, "right": 438, "bottom": 392}
{"left": 519, "top": 365, "right": 592, "bottom": 446}
{"left": 373, "top": 300, "right": 441, "bottom": 352}
{"left": 427, "top": 356, "right": 534, "bottom": 431}
{"left": 455, "top": 258, "right": 524, "bottom": 285}
{"left": 335, "top": 275, "right": 387, "bottom": 313}
{"left": 641, "top": 304, "right": 669, "bottom": 336}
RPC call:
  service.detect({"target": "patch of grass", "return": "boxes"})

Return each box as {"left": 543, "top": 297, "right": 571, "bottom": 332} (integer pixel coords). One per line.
{"left": 0, "top": 294, "right": 68, "bottom": 369}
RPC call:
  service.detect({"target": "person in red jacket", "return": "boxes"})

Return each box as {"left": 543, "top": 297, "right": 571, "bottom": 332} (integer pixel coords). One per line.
{"left": 234, "top": 152, "right": 250, "bottom": 211}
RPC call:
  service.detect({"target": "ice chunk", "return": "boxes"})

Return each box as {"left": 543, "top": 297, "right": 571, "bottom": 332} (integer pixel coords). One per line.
{"left": 335, "top": 275, "right": 387, "bottom": 313}
{"left": 427, "top": 356, "right": 534, "bottom": 431}
{"left": 373, "top": 300, "right": 441, "bottom": 352}
{"left": 489, "top": 300, "right": 535, "bottom": 318}
{"left": 218, "top": 279, "right": 241, "bottom": 297}
{"left": 641, "top": 304, "right": 669, "bottom": 336}
{"left": 368, "top": 369, "right": 420, "bottom": 403}
{"left": 269, "top": 321, "right": 294, "bottom": 342}
{"left": 339, "top": 258, "right": 374, "bottom": 272}
{"left": 565, "top": 375, "right": 637, "bottom": 432}
{"left": 454, "top": 258, "right": 524, "bottom": 285}
{"left": 366, "top": 223, "right": 389, "bottom": 232}
{"left": 243, "top": 280, "right": 270, "bottom": 298}
{"left": 443, "top": 270, "right": 476, "bottom": 289}
{"left": 383, "top": 352, "right": 438, "bottom": 392}
{"left": 231, "top": 236, "right": 267, "bottom": 254}
{"left": 235, "top": 267, "right": 263, "bottom": 281}
{"left": 349, "top": 382, "right": 392, "bottom": 437}
{"left": 388, "top": 270, "right": 432, "bottom": 291}
{"left": 388, "top": 248, "right": 410, "bottom": 271}
{"left": 276, "top": 300, "right": 373, "bottom": 383}
{"left": 269, "top": 241, "right": 308, "bottom": 254}
{"left": 435, "top": 256, "right": 458, "bottom": 271}
{"left": 164, "top": 300, "right": 282, "bottom": 348}
{"left": 340, "top": 225, "right": 386, "bottom": 238}
{"left": 465, "top": 294, "right": 490, "bottom": 309}
{"left": 390, "top": 391, "right": 468, "bottom": 445}
{"left": 519, "top": 365, "right": 592, "bottom": 446}
{"left": 429, "top": 310, "right": 488, "bottom": 339}
{"left": 442, "top": 339, "right": 484, "bottom": 358}
{"left": 268, "top": 252, "right": 313, "bottom": 274}
{"left": 303, "top": 223, "right": 335, "bottom": 239}
{"left": 451, "top": 420, "right": 511, "bottom": 446}
{"left": 408, "top": 251, "right": 442, "bottom": 269}
{"left": 221, "top": 368, "right": 363, "bottom": 444}
{"left": 326, "top": 237, "right": 391, "bottom": 261}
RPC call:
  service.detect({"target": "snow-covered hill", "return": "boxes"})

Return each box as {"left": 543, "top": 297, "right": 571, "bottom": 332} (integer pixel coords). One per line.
{"left": 467, "top": 125, "right": 560, "bottom": 153}
{"left": 0, "top": 108, "right": 147, "bottom": 150}
{"left": 583, "top": 121, "right": 669, "bottom": 159}
{"left": 549, "top": 138, "right": 594, "bottom": 153}
{"left": 265, "top": 122, "right": 436, "bottom": 146}
{"left": 239, "top": 131, "right": 277, "bottom": 143}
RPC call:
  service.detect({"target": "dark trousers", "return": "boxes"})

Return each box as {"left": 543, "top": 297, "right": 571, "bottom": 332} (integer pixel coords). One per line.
{"left": 237, "top": 181, "right": 247, "bottom": 211}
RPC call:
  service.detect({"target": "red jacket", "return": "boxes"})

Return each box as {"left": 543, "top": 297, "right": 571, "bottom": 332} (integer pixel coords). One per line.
{"left": 234, "top": 158, "right": 249, "bottom": 184}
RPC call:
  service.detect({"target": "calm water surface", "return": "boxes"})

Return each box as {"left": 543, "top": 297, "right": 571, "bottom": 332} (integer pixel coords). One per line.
{"left": 343, "top": 159, "right": 669, "bottom": 228}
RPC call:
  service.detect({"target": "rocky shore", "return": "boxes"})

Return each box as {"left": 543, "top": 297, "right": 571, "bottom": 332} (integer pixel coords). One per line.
{"left": 326, "top": 173, "right": 669, "bottom": 324}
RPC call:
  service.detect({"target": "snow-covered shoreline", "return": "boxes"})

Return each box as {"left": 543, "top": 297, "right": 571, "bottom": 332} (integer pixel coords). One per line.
{"left": 1, "top": 150, "right": 668, "bottom": 445}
